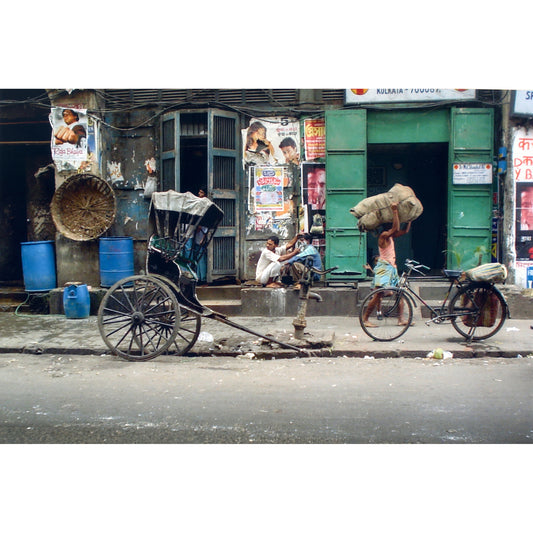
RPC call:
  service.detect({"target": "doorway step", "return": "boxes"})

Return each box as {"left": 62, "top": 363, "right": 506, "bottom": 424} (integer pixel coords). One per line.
{"left": 196, "top": 285, "right": 242, "bottom": 315}
{"left": 0, "top": 286, "right": 49, "bottom": 314}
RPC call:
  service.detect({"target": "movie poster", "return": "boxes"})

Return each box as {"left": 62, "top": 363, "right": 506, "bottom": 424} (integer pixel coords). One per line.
{"left": 49, "top": 107, "right": 96, "bottom": 171}
{"left": 301, "top": 162, "right": 326, "bottom": 231}
{"left": 514, "top": 129, "right": 533, "bottom": 261}
{"left": 242, "top": 117, "right": 300, "bottom": 168}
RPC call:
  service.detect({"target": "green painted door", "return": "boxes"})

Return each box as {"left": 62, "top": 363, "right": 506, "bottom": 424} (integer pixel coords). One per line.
{"left": 448, "top": 108, "right": 494, "bottom": 270}
{"left": 325, "top": 109, "right": 367, "bottom": 279}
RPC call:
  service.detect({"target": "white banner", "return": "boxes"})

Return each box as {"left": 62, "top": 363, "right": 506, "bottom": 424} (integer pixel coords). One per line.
{"left": 345, "top": 89, "right": 476, "bottom": 104}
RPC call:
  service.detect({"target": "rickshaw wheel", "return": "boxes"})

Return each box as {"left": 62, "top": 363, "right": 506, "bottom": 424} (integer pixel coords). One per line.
{"left": 97, "top": 275, "right": 180, "bottom": 361}
{"left": 147, "top": 274, "right": 202, "bottom": 356}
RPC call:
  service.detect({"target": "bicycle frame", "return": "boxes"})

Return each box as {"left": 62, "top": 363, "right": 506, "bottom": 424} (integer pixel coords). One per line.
{"left": 391, "top": 260, "right": 498, "bottom": 326}
{"left": 359, "top": 259, "right": 509, "bottom": 343}
{"left": 395, "top": 270, "right": 462, "bottom": 325}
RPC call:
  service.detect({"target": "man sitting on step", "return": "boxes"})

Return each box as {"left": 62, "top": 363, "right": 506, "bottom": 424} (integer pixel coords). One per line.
{"left": 281, "top": 233, "right": 322, "bottom": 289}
{"left": 255, "top": 233, "right": 299, "bottom": 288}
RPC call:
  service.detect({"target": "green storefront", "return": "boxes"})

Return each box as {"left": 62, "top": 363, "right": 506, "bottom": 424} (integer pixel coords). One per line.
{"left": 324, "top": 107, "right": 494, "bottom": 278}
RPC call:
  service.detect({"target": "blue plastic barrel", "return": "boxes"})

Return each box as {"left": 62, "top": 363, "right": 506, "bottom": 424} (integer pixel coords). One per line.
{"left": 20, "top": 241, "right": 57, "bottom": 292}
{"left": 99, "top": 237, "right": 134, "bottom": 287}
{"left": 63, "top": 283, "right": 90, "bottom": 319}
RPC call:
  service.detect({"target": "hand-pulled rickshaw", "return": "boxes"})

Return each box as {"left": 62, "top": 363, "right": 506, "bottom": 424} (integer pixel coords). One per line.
{"left": 97, "top": 191, "right": 333, "bottom": 362}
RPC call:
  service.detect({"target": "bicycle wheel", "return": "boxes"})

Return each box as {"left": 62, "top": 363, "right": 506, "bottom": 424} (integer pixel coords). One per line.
{"left": 449, "top": 283, "right": 507, "bottom": 341}
{"left": 98, "top": 275, "right": 180, "bottom": 361}
{"left": 359, "top": 287, "right": 413, "bottom": 341}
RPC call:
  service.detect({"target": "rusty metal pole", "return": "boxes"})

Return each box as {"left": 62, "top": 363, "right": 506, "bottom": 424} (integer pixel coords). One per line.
{"left": 292, "top": 279, "right": 322, "bottom": 340}
{"left": 292, "top": 284, "right": 309, "bottom": 340}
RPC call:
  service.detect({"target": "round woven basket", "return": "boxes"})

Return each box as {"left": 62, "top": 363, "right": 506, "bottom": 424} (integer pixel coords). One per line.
{"left": 51, "top": 174, "right": 116, "bottom": 241}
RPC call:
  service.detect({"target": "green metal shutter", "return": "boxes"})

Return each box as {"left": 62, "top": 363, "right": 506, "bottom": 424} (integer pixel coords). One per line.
{"left": 448, "top": 108, "right": 494, "bottom": 269}
{"left": 325, "top": 109, "right": 367, "bottom": 279}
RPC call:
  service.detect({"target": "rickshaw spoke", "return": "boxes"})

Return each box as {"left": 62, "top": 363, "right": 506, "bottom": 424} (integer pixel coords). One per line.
{"left": 97, "top": 275, "right": 180, "bottom": 361}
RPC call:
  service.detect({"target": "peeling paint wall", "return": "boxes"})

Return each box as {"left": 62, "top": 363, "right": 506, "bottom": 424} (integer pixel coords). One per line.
{"left": 47, "top": 93, "right": 159, "bottom": 285}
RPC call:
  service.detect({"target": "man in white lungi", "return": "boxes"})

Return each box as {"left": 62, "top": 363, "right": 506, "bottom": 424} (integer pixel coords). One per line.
{"left": 255, "top": 234, "right": 299, "bottom": 288}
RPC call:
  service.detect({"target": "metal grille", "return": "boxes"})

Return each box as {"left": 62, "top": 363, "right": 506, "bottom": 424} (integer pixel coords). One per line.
{"left": 322, "top": 89, "right": 345, "bottom": 102}
{"left": 213, "top": 236, "right": 235, "bottom": 270}
{"left": 213, "top": 155, "right": 235, "bottom": 189}
{"left": 104, "top": 89, "right": 305, "bottom": 108}
{"left": 162, "top": 158, "right": 175, "bottom": 191}
{"left": 213, "top": 116, "right": 235, "bottom": 149}
{"left": 162, "top": 118, "right": 174, "bottom": 152}
{"left": 213, "top": 198, "right": 235, "bottom": 227}
{"left": 181, "top": 113, "right": 207, "bottom": 136}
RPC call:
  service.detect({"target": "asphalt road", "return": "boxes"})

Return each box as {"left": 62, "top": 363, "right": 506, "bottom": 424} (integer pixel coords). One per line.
{"left": 1, "top": 352, "right": 532, "bottom": 444}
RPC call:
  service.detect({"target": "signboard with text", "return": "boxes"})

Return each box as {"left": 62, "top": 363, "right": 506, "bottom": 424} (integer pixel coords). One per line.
{"left": 345, "top": 88, "right": 476, "bottom": 104}
{"left": 511, "top": 90, "right": 533, "bottom": 117}
{"left": 452, "top": 163, "right": 493, "bottom": 185}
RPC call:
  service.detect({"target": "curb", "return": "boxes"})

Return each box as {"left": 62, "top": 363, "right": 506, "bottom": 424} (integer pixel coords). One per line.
{"left": 0, "top": 346, "right": 528, "bottom": 360}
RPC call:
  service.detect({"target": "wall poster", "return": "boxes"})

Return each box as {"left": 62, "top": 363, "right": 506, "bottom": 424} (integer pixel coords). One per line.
{"left": 301, "top": 162, "right": 326, "bottom": 258}
{"left": 242, "top": 117, "right": 300, "bottom": 168}
{"left": 49, "top": 107, "right": 97, "bottom": 172}
{"left": 250, "top": 166, "right": 286, "bottom": 212}
{"left": 514, "top": 128, "right": 533, "bottom": 264}
{"left": 303, "top": 118, "right": 325, "bottom": 161}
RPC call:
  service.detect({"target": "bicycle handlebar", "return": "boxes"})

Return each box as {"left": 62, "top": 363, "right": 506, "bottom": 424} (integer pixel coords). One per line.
{"left": 404, "top": 259, "right": 430, "bottom": 276}
{"left": 310, "top": 265, "right": 339, "bottom": 275}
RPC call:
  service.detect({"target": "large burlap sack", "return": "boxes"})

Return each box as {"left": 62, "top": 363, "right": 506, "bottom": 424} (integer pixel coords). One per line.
{"left": 464, "top": 263, "right": 507, "bottom": 284}
{"left": 349, "top": 183, "right": 423, "bottom": 231}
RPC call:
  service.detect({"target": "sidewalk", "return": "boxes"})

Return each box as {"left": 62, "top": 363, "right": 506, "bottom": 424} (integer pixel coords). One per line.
{"left": 0, "top": 312, "right": 531, "bottom": 359}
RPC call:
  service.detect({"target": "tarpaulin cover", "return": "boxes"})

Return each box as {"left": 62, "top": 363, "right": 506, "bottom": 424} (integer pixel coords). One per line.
{"left": 151, "top": 191, "right": 213, "bottom": 217}
{"left": 149, "top": 190, "right": 224, "bottom": 233}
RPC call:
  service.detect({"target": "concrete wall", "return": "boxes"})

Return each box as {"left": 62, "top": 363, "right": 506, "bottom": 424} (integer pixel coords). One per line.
{"left": 48, "top": 92, "right": 158, "bottom": 287}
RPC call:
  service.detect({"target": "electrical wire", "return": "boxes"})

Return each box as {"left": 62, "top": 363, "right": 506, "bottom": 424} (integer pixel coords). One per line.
{"left": 0, "top": 89, "right": 512, "bottom": 132}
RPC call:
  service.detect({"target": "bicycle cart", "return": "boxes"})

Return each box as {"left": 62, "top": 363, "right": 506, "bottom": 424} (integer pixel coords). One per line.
{"left": 97, "top": 191, "right": 311, "bottom": 361}
{"left": 359, "top": 259, "right": 510, "bottom": 343}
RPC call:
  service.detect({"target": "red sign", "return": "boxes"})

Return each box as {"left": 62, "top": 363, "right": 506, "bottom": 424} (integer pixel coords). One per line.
{"left": 304, "top": 119, "right": 325, "bottom": 161}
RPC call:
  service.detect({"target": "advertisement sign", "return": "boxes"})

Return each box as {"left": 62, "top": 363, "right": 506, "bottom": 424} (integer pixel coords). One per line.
{"left": 301, "top": 162, "right": 326, "bottom": 235}
{"left": 513, "top": 127, "right": 533, "bottom": 262}
{"left": 345, "top": 88, "right": 476, "bottom": 104}
{"left": 242, "top": 117, "right": 300, "bottom": 168}
{"left": 252, "top": 166, "right": 285, "bottom": 212}
{"left": 303, "top": 118, "right": 325, "bottom": 160}
{"left": 49, "top": 107, "right": 88, "bottom": 163}
{"left": 49, "top": 107, "right": 97, "bottom": 171}
{"left": 452, "top": 163, "right": 493, "bottom": 185}
{"left": 511, "top": 90, "right": 533, "bottom": 117}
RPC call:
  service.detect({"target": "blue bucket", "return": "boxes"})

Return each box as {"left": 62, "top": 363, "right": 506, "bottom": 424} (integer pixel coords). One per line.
{"left": 63, "top": 283, "right": 90, "bottom": 319}
{"left": 99, "top": 237, "right": 134, "bottom": 287}
{"left": 20, "top": 241, "right": 57, "bottom": 292}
